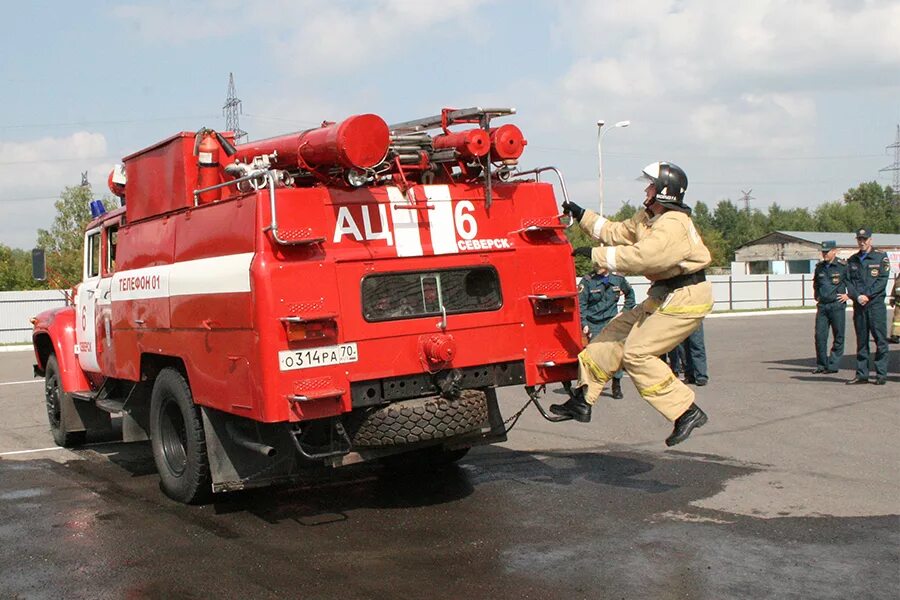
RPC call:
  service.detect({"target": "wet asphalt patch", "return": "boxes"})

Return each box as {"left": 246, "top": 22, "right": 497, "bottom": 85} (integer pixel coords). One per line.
{"left": 1, "top": 444, "right": 896, "bottom": 600}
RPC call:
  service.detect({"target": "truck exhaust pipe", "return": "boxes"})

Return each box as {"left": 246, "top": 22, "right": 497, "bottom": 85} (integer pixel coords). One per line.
{"left": 226, "top": 422, "right": 277, "bottom": 457}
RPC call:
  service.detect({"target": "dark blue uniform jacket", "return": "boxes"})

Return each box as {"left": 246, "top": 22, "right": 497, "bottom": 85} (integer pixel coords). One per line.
{"left": 846, "top": 249, "right": 890, "bottom": 303}
{"left": 578, "top": 273, "right": 636, "bottom": 327}
{"left": 813, "top": 259, "right": 847, "bottom": 303}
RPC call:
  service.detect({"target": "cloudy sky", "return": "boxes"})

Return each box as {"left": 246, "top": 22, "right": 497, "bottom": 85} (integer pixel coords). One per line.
{"left": 2, "top": 0, "right": 898, "bottom": 249}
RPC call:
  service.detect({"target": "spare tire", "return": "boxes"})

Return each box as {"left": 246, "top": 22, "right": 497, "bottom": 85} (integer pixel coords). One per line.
{"left": 351, "top": 390, "right": 488, "bottom": 448}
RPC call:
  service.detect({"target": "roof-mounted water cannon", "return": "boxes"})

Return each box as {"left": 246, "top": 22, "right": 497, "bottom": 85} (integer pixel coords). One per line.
{"left": 107, "top": 164, "right": 126, "bottom": 204}
{"left": 387, "top": 107, "right": 519, "bottom": 206}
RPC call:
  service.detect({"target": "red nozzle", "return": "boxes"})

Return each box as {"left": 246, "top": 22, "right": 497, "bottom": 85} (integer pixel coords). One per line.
{"left": 432, "top": 128, "right": 491, "bottom": 159}
{"left": 489, "top": 124, "right": 527, "bottom": 162}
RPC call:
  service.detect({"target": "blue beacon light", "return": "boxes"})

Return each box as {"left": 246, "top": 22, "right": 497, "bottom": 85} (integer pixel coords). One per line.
{"left": 89, "top": 200, "right": 107, "bottom": 219}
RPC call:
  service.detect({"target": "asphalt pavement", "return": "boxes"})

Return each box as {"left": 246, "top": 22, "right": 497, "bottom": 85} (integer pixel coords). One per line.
{"left": 0, "top": 312, "right": 897, "bottom": 599}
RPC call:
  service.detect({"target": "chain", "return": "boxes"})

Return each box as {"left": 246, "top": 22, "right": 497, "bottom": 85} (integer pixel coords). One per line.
{"left": 502, "top": 385, "right": 546, "bottom": 434}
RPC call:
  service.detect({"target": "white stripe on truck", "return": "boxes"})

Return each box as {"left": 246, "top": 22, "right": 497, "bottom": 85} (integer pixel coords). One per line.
{"left": 111, "top": 252, "right": 253, "bottom": 301}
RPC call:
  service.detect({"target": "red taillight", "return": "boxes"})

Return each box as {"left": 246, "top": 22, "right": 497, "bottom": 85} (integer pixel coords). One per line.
{"left": 282, "top": 317, "right": 338, "bottom": 343}
{"left": 528, "top": 293, "right": 577, "bottom": 316}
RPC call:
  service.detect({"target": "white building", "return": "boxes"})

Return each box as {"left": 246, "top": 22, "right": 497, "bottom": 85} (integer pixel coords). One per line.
{"left": 732, "top": 231, "right": 900, "bottom": 276}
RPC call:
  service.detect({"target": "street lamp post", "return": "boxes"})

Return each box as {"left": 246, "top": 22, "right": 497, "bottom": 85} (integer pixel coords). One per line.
{"left": 597, "top": 119, "right": 631, "bottom": 215}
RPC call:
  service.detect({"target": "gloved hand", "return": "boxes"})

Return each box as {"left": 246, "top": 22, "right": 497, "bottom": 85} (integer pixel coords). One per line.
{"left": 571, "top": 246, "right": 594, "bottom": 260}
{"left": 562, "top": 200, "right": 585, "bottom": 222}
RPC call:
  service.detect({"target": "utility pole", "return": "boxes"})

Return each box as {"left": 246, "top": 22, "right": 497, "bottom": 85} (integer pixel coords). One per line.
{"left": 879, "top": 124, "right": 900, "bottom": 195}
{"left": 223, "top": 73, "right": 248, "bottom": 143}
{"left": 739, "top": 189, "right": 755, "bottom": 212}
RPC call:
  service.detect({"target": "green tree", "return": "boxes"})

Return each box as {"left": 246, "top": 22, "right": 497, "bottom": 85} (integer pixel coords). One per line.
{"left": 692, "top": 202, "right": 728, "bottom": 267}
{"left": 612, "top": 202, "right": 637, "bottom": 221}
{"left": 0, "top": 245, "right": 42, "bottom": 291}
{"left": 841, "top": 182, "right": 899, "bottom": 233}
{"left": 766, "top": 203, "right": 816, "bottom": 231}
{"left": 35, "top": 185, "right": 106, "bottom": 286}
{"left": 813, "top": 200, "right": 867, "bottom": 232}
{"left": 712, "top": 200, "right": 768, "bottom": 261}
{"left": 566, "top": 202, "right": 642, "bottom": 276}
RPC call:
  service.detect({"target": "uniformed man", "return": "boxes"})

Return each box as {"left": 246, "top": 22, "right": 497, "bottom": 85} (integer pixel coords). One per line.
{"left": 845, "top": 228, "right": 890, "bottom": 385}
{"left": 682, "top": 322, "right": 709, "bottom": 385}
{"left": 889, "top": 271, "right": 900, "bottom": 344}
{"left": 578, "top": 265, "right": 636, "bottom": 399}
{"left": 811, "top": 240, "right": 846, "bottom": 374}
{"left": 551, "top": 161, "right": 713, "bottom": 447}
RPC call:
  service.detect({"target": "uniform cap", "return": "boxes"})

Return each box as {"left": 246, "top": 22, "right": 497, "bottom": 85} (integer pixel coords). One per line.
{"left": 820, "top": 240, "right": 836, "bottom": 251}
{"left": 855, "top": 227, "right": 872, "bottom": 239}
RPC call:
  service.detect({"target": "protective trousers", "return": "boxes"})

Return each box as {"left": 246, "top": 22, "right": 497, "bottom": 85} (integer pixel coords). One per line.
{"left": 853, "top": 302, "right": 888, "bottom": 378}
{"left": 587, "top": 320, "right": 623, "bottom": 381}
{"left": 814, "top": 301, "right": 845, "bottom": 371}
{"left": 576, "top": 281, "right": 712, "bottom": 421}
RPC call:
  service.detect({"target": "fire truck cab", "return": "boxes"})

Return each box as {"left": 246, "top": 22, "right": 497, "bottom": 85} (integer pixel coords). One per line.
{"left": 31, "top": 107, "right": 582, "bottom": 503}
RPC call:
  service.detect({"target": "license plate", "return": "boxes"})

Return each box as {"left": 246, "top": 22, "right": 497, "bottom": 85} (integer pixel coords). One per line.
{"left": 278, "top": 343, "right": 358, "bottom": 371}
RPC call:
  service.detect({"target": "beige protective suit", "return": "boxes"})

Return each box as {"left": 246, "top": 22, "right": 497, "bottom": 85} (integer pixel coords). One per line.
{"left": 577, "top": 207, "right": 713, "bottom": 421}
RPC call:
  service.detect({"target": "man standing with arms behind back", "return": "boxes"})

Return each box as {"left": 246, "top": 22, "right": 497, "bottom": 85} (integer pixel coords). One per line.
{"left": 845, "top": 228, "right": 890, "bottom": 385}
{"left": 812, "top": 240, "right": 846, "bottom": 374}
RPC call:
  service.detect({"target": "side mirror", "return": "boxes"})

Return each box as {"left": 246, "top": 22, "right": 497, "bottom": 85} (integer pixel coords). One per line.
{"left": 32, "top": 248, "right": 46, "bottom": 281}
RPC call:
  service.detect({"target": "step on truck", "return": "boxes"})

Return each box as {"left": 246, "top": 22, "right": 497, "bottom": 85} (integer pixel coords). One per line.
{"left": 31, "top": 107, "right": 581, "bottom": 503}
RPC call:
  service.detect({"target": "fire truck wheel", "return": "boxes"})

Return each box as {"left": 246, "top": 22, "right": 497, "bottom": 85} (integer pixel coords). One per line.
{"left": 149, "top": 368, "right": 211, "bottom": 504}
{"left": 351, "top": 390, "right": 489, "bottom": 448}
{"left": 44, "top": 355, "right": 86, "bottom": 448}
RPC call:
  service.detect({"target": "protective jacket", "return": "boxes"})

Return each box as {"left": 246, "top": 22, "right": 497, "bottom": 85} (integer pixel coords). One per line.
{"left": 580, "top": 208, "right": 713, "bottom": 310}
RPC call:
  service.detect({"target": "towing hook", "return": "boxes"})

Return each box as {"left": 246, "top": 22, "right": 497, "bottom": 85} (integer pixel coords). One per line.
{"left": 525, "top": 385, "right": 573, "bottom": 423}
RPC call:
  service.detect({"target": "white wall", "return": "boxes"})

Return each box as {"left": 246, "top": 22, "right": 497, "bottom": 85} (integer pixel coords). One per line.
{"left": 0, "top": 290, "right": 67, "bottom": 344}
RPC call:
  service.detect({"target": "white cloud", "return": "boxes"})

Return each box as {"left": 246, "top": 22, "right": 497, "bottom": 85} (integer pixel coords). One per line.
{"left": 114, "top": 0, "right": 488, "bottom": 77}
{"left": 0, "top": 132, "right": 111, "bottom": 248}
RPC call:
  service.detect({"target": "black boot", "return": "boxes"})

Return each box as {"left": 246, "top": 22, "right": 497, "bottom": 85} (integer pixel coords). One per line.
{"left": 611, "top": 378, "right": 624, "bottom": 399}
{"left": 665, "top": 403, "right": 708, "bottom": 447}
{"left": 550, "top": 387, "right": 592, "bottom": 423}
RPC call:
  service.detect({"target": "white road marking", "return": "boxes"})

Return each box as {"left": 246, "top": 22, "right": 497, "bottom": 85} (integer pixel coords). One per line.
{"left": 0, "top": 446, "right": 64, "bottom": 456}
{"left": 0, "top": 380, "right": 42, "bottom": 387}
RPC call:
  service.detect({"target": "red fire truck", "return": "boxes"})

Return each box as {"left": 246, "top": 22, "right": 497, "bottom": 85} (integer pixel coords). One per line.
{"left": 31, "top": 107, "right": 581, "bottom": 503}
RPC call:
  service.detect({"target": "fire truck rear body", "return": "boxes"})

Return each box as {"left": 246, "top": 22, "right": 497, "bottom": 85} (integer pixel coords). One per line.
{"left": 31, "top": 108, "right": 581, "bottom": 501}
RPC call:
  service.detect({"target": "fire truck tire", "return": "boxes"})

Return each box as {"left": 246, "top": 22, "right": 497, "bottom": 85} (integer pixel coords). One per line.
{"left": 44, "top": 355, "right": 86, "bottom": 448}
{"left": 352, "top": 390, "right": 488, "bottom": 448}
{"left": 149, "top": 368, "right": 211, "bottom": 504}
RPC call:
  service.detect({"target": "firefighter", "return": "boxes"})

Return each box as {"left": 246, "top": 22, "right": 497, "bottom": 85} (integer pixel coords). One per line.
{"left": 551, "top": 161, "right": 713, "bottom": 447}
{"left": 811, "top": 240, "right": 847, "bottom": 374}
{"left": 890, "top": 271, "right": 900, "bottom": 344}
{"left": 578, "top": 264, "right": 636, "bottom": 399}
{"left": 845, "top": 228, "right": 889, "bottom": 385}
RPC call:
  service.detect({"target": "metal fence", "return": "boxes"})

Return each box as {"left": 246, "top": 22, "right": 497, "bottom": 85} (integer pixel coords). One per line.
{"left": 622, "top": 274, "right": 818, "bottom": 311}
{"left": 0, "top": 290, "right": 67, "bottom": 345}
